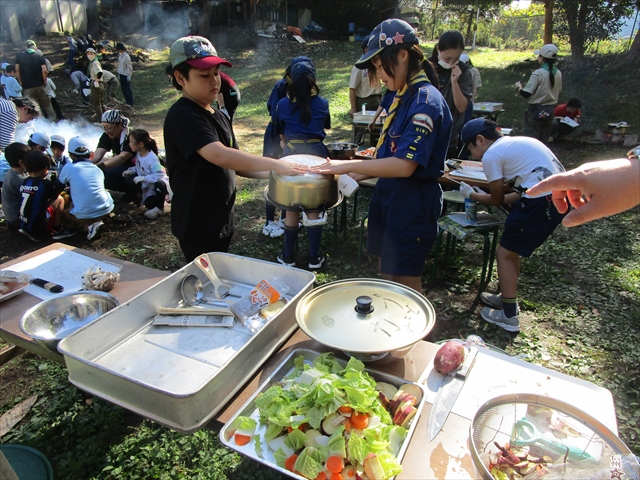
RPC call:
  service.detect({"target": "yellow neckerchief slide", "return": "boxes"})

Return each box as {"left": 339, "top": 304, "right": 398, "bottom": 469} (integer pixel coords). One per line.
{"left": 374, "top": 72, "right": 429, "bottom": 158}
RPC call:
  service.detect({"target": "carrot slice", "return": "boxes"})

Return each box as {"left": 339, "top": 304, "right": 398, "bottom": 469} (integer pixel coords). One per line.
{"left": 326, "top": 456, "right": 344, "bottom": 473}
{"left": 338, "top": 405, "right": 353, "bottom": 414}
{"left": 315, "top": 472, "right": 327, "bottom": 480}
{"left": 350, "top": 412, "right": 369, "bottom": 429}
{"left": 284, "top": 453, "right": 299, "bottom": 472}
{"left": 234, "top": 433, "right": 251, "bottom": 446}
{"left": 329, "top": 473, "right": 343, "bottom": 480}
{"left": 343, "top": 419, "right": 352, "bottom": 433}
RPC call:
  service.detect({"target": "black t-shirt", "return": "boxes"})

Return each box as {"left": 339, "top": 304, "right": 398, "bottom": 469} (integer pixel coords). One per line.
{"left": 15, "top": 51, "right": 47, "bottom": 90}
{"left": 164, "top": 97, "right": 237, "bottom": 243}
{"left": 96, "top": 129, "right": 134, "bottom": 167}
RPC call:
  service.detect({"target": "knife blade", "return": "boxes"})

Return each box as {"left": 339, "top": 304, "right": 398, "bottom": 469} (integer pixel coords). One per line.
{"left": 427, "top": 347, "right": 478, "bottom": 441}
{"left": 30, "top": 277, "right": 64, "bottom": 293}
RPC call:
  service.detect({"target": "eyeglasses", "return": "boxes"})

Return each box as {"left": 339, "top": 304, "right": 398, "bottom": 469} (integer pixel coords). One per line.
{"left": 103, "top": 124, "right": 118, "bottom": 132}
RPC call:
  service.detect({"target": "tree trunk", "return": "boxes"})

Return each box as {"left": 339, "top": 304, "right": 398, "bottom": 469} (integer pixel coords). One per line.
{"left": 199, "top": 0, "right": 214, "bottom": 38}
{"left": 544, "top": 0, "right": 554, "bottom": 44}
{"left": 465, "top": 8, "right": 474, "bottom": 44}
{"left": 628, "top": 28, "right": 640, "bottom": 62}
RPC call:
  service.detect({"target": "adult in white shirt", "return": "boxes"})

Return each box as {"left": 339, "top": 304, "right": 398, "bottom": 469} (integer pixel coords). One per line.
{"left": 458, "top": 118, "right": 567, "bottom": 333}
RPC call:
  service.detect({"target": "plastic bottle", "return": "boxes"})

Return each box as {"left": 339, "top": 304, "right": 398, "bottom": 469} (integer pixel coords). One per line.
{"left": 465, "top": 198, "right": 478, "bottom": 222}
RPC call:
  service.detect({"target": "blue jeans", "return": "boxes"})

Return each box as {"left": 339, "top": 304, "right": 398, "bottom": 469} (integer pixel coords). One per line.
{"left": 119, "top": 74, "right": 133, "bottom": 105}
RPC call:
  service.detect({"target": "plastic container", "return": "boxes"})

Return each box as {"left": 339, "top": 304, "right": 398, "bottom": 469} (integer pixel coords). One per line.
{"left": 230, "top": 278, "right": 290, "bottom": 332}
{"left": 465, "top": 198, "right": 478, "bottom": 222}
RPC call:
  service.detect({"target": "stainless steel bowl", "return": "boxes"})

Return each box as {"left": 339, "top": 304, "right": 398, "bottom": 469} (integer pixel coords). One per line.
{"left": 470, "top": 393, "right": 640, "bottom": 479}
{"left": 268, "top": 154, "right": 339, "bottom": 211}
{"left": 295, "top": 278, "right": 436, "bottom": 362}
{"left": 20, "top": 291, "right": 119, "bottom": 352}
{"left": 327, "top": 142, "right": 359, "bottom": 160}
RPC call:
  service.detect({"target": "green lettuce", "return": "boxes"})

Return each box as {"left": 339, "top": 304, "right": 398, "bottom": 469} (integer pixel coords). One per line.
{"left": 253, "top": 435, "right": 264, "bottom": 458}
{"left": 312, "top": 352, "right": 343, "bottom": 373}
{"left": 377, "top": 451, "right": 403, "bottom": 478}
{"left": 264, "top": 423, "right": 285, "bottom": 442}
{"left": 347, "top": 431, "right": 367, "bottom": 464}
{"left": 285, "top": 428, "right": 307, "bottom": 451}
{"left": 326, "top": 424, "right": 346, "bottom": 458}
{"left": 294, "top": 449, "right": 324, "bottom": 479}
{"left": 273, "top": 447, "right": 288, "bottom": 468}
{"left": 229, "top": 415, "right": 257, "bottom": 435}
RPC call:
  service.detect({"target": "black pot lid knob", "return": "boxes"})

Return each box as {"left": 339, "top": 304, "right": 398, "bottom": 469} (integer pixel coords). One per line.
{"left": 355, "top": 295, "right": 374, "bottom": 314}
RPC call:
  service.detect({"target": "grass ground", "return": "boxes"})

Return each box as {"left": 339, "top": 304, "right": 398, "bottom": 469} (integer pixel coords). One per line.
{"left": 0, "top": 32, "right": 638, "bottom": 479}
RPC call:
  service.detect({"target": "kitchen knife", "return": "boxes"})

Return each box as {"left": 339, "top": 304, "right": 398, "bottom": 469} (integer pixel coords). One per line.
{"left": 30, "top": 278, "right": 64, "bottom": 293}
{"left": 427, "top": 346, "right": 478, "bottom": 441}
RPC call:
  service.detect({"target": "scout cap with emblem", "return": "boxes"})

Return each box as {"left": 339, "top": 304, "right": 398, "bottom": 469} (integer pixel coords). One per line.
{"left": 534, "top": 44, "right": 559, "bottom": 59}
{"left": 50, "top": 135, "right": 66, "bottom": 148}
{"left": 355, "top": 19, "right": 419, "bottom": 70}
{"left": 170, "top": 36, "right": 232, "bottom": 69}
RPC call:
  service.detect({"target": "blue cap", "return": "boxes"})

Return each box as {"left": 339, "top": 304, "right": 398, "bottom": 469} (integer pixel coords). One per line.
{"left": 29, "top": 132, "right": 50, "bottom": 148}
{"left": 290, "top": 60, "right": 316, "bottom": 83}
{"left": 460, "top": 118, "right": 497, "bottom": 144}
{"left": 355, "top": 19, "right": 419, "bottom": 69}
{"left": 290, "top": 56, "right": 315, "bottom": 70}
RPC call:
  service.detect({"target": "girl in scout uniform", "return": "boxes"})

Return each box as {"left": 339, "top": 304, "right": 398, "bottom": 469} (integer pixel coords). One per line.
{"left": 515, "top": 44, "right": 562, "bottom": 144}
{"left": 311, "top": 19, "right": 453, "bottom": 292}
{"left": 274, "top": 59, "right": 331, "bottom": 270}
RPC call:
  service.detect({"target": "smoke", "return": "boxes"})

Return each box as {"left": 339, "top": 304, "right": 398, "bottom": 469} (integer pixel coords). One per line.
{"left": 15, "top": 118, "right": 104, "bottom": 152}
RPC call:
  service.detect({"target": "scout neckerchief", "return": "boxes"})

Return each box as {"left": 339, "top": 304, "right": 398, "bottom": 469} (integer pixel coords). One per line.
{"left": 374, "top": 71, "right": 429, "bottom": 158}
{"left": 541, "top": 62, "right": 557, "bottom": 76}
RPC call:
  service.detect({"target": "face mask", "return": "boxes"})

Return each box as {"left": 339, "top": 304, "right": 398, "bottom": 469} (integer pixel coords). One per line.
{"left": 438, "top": 54, "right": 458, "bottom": 70}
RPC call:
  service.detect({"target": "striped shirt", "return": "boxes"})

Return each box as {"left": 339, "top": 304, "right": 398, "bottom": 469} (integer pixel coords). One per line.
{"left": 0, "top": 97, "right": 19, "bottom": 151}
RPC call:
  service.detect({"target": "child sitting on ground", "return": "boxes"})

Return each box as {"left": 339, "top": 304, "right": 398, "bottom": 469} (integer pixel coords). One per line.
{"left": 18, "top": 150, "right": 75, "bottom": 241}
{"left": 50, "top": 135, "right": 71, "bottom": 175}
{"left": 58, "top": 137, "right": 114, "bottom": 240}
{"left": 550, "top": 98, "right": 582, "bottom": 142}
{"left": 28, "top": 132, "right": 51, "bottom": 154}
{"left": 1, "top": 143, "right": 30, "bottom": 231}
{"left": 122, "top": 129, "right": 170, "bottom": 219}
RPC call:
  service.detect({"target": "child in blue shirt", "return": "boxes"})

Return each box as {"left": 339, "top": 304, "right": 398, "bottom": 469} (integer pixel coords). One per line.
{"left": 1, "top": 65, "right": 23, "bottom": 99}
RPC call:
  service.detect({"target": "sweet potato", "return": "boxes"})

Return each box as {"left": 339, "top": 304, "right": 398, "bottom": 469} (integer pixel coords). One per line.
{"left": 433, "top": 341, "right": 465, "bottom": 374}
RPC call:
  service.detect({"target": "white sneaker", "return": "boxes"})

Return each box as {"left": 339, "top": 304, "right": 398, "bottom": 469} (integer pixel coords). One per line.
{"left": 87, "top": 220, "right": 104, "bottom": 240}
{"left": 480, "top": 307, "right": 520, "bottom": 332}
{"left": 262, "top": 220, "right": 284, "bottom": 237}
{"left": 144, "top": 207, "right": 163, "bottom": 219}
{"left": 276, "top": 218, "right": 285, "bottom": 228}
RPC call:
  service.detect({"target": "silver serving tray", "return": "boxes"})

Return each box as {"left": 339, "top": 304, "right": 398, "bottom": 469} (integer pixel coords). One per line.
{"left": 58, "top": 253, "right": 316, "bottom": 433}
{"left": 220, "top": 348, "right": 426, "bottom": 479}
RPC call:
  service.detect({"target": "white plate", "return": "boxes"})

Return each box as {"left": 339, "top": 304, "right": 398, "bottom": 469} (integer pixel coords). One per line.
{"left": 0, "top": 270, "right": 32, "bottom": 303}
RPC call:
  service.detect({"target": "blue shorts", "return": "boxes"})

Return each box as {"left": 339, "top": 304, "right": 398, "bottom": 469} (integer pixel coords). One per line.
{"left": 367, "top": 178, "right": 442, "bottom": 276}
{"left": 500, "top": 196, "right": 565, "bottom": 257}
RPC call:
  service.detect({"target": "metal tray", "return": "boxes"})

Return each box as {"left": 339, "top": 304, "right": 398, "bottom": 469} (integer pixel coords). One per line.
{"left": 58, "top": 253, "right": 316, "bottom": 433}
{"left": 220, "top": 348, "right": 426, "bottom": 479}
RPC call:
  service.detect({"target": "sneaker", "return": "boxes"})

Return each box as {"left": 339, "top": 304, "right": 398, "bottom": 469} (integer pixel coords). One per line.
{"left": 262, "top": 220, "right": 284, "bottom": 238}
{"left": 144, "top": 207, "right": 163, "bottom": 219}
{"left": 479, "top": 292, "right": 503, "bottom": 309}
{"left": 308, "top": 253, "right": 326, "bottom": 270}
{"left": 87, "top": 220, "right": 104, "bottom": 240}
{"left": 277, "top": 251, "right": 296, "bottom": 267}
{"left": 276, "top": 218, "right": 285, "bottom": 228}
{"left": 479, "top": 292, "right": 521, "bottom": 314}
{"left": 51, "top": 227, "right": 77, "bottom": 240}
{"left": 480, "top": 307, "right": 520, "bottom": 332}
{"left": 18, "top": 228, "right": 40, "bottom": 242}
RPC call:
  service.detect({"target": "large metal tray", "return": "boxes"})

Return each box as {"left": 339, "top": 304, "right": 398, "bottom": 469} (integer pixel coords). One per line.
{"left": 58, "top": 253, "right": 316, "bottom": 433}
{"left": 220, "top": 348, "right": 426, "bottom": 479}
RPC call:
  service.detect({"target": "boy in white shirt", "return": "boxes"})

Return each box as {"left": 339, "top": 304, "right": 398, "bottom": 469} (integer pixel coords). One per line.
{"left": 458, "top": 119, "right": 567, "bottom": 333}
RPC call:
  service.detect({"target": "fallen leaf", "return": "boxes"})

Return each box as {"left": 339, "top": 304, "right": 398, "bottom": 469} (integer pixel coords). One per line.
{"left": 0, "top": 395, "right": 38, "bottom": 437}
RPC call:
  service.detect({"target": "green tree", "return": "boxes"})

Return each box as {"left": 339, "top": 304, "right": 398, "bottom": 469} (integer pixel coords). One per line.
{"left": 555, "top": 0, "right": 636, "bottom": 66}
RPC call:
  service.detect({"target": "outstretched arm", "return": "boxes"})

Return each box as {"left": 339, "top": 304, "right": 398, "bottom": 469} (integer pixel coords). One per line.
{"left": 526, "top": 158, "right": 640, "bottom": 227}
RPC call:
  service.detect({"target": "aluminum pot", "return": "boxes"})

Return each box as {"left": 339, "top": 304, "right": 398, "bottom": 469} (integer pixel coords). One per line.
{"left": 295, "top": 278, "right": 437, "bottom": 362}
{"left": 607, "top": 122, "right": 630, "bottom": 134}
{"left": 326, "top": 142, "right": 359, "bottom": 160}
{"left": 267, "top": 154, "right": 339, "bottom": 211}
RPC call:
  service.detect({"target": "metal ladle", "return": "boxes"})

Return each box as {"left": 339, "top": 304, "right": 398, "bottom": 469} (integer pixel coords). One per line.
{"left": 180, "top": 274, "right": 228, "bottom": 307}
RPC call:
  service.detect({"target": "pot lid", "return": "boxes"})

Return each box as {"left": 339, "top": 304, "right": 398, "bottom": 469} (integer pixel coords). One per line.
{"left": 283, "top": 154, "right": 327, "bottom": 167}
{"left": 295, "top": 278, "right": 436, "bottom": 353}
